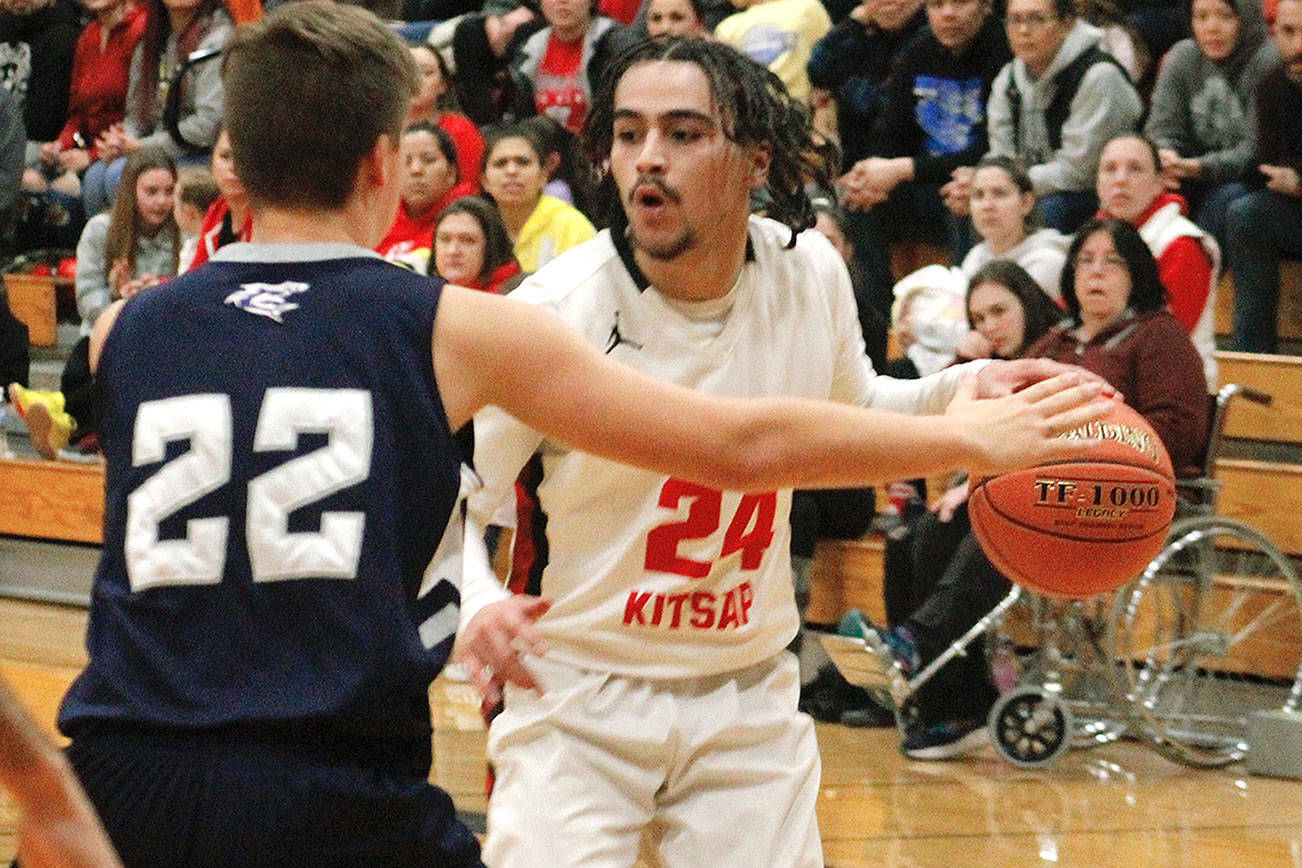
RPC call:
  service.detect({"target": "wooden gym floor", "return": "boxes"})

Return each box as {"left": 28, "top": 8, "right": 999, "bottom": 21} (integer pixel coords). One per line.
{"left": 5, "top": 594, "right": 1302, "bottom": 866}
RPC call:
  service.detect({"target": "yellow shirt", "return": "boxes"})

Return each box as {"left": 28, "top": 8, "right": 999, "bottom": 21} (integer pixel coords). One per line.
{"left": 515, "top": 195, "right": 596, "bottom": 273}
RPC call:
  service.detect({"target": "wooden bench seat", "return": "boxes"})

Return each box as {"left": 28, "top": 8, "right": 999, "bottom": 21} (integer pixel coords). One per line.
{"left": 1216, "top": 351, "right": 1302, "bottom": 445}
{"left": 0, "top": 457, "right": 104, "bottom": 544}
{"left": 3, "top": 274, "right": 59, "bottom": 347}
{"left": 1214, "top": 264, "right": 1302, "bottom": 343}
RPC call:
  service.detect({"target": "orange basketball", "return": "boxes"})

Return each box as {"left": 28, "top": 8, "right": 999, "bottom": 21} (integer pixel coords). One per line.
{"left": 969, "top": 402, "right": 1177, "bottom": 599}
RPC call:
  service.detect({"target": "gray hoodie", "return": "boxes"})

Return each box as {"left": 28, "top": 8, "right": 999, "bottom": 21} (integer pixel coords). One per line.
{"left": 1144, "top": 0, "right": 1278, "bottom": 182}
{"left": 986, "top": 19, "right": 1143, "bottom": 195}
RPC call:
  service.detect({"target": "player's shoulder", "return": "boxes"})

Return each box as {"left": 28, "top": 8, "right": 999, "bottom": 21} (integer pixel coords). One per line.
{"left": 510, "top": 230, "right": 621, "bottom": 309}
{"left": 747, "top": 215, "right": 844, "bottom": 275}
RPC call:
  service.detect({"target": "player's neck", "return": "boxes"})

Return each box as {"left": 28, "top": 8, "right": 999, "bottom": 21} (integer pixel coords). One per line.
{"left": 249, "top": 206, "right": 375, "bottom": 248}
{"left": 634, "top": 235, "right": 748, "bottom": 302}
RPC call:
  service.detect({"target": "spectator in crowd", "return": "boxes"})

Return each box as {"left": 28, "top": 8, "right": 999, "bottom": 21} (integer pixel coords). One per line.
{"left": 408, "top": 40, "right": 485, "bottom": 187}
{"left": 433, "top": 195, "right": 525, "bottom": 292}
{"left": 955, "top": 258, "right": 1063, "bottom": 362}
{"left": 715, "top": 0, "right": 831, "bottom": 104}
{"left": 82, "top": 0, "right": 233, "bottom": 216}
{"left": 807, "top": 0, "right": 926, "bottom": 170}
{"left": 481, "top": 123, "right": 595, "bottom": 271}
{"left": 0, "top": 297, "right": 26, "bottom": 397}
{"left": 10, "top": 148, "right": 178, "bottom": 459}
{"left": 0, "top": 0, "right": 80, "bottom": 149}
{"left": 959, "top": 155, "right": 1070, "bottom": 300}
{"left": 866, "top": 223, "right": 1207, "bottom": 759}
{"left": 517, "top": 113, "right": 598, "bottom": 218}
{"left": 956, "top": 0, "right": 1142, "bottom": 232}
{"left": 0, "top": 84, "right": 23, "bottom": 231}
{"left": 171, "top": 163, "right": 217, "bottom": 271}
{"left": 186, "top": 127, "right": 249, "bottom": 270}
{"left": 510, "top": 0, "right": 626, "bottom": 134}
{"left": 813, "top": 198, "right": 890, "bottom": 369}
{"left": 1227, "top": 0, "right": 1302, "bottom": 354}
{"left": 645, "top": 0, "right": 711, "bottom": 36}
{"left": 1145, "top": 0, "right": 1276, "bottom": 250}
{"left": 449, "top": 3, "right": 543, "bottom": 128}
{"left": 378, "top": 122, "right": 477, "bottom": 273}
{"left": 839, "top": 0, "right": 1010, "bottom": 317}
{"left": 1096, "top": 133, "right": 1219, "bottom": 387}
{"left": 37, "top": 0, "right": 146, "bottom": 199}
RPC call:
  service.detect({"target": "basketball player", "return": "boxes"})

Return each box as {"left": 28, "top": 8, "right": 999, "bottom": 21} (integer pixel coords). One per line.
{"left": 458, "top": 37, "right": 1114, "bottom": 867}
{"left": 0, "top": 676, "right": 121, "bottom": 867}
{"left": 57, "top": 8, "right": 1107, "bottom": 865}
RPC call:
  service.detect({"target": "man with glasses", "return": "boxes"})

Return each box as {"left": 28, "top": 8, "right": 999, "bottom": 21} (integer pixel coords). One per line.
{"left": 946, "top": 0, "right": 1141, "bottom": 233}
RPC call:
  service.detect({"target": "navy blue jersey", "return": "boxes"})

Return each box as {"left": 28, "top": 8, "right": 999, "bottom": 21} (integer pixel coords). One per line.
{"left": 59, "top": 244, "right": 466, "bottom": 773}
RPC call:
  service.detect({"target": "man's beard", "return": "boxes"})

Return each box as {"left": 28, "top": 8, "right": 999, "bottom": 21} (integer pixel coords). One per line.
{"left": 629, "top": 224, "right": 697, "bottom": 260}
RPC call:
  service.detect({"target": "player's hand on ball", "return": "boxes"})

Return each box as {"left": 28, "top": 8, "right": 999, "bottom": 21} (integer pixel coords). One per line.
{"left": 974, "top": 358, "right": 1119, "bottom": 401}
{"left": 458, "top": 596, "right": 552, "bottom": 705}
{"left": 947, "top": 371, "right": 1113, "bottom": 474}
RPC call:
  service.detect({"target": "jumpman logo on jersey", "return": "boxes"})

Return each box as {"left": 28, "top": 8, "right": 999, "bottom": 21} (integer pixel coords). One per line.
{"left": 605, "top": 311, "right": 642, "bottom": 354}
{"left": 224, "top": 281, "right": 310, "bottom": 323}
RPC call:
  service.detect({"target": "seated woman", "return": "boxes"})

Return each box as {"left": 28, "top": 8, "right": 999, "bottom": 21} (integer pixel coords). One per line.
{"left": 82, "top": 0, "right": 232, "bottom": 216}
{"left": 408, "top": 41, "right": 485, "bottom": 188}
{"left": 185, "top": 128, "right": 250, "bottom": 271}
{"left": 432, "top": 196, "right": 524, "bottom": 294}
{"left": 378, "top": 123, "right": 477, "bottom": 274}
{"left": 870, "top": 225, "right": 1209, "bottom": 760}
{"left": 1095, "top": 134, "right": 1219, "bottom": 389}
{"left": 1144, "top": 0, "right": 1276, "bottom": 250}
{"left": 9, "top": 148, "right": 179, "bottom": 459}
{"left": 481, "top": 124, "right": 595, "bottom": 273}
{"left": 34, "top": 0, "right": 146, "bottom": 225}
{"left": 959, "top": 156, "right": 1071, "bottom": 302}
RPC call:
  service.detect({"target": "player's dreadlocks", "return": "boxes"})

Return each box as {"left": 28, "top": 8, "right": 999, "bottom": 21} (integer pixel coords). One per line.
{"left": 583, "top": 36, "right": 829, "bottom": 247}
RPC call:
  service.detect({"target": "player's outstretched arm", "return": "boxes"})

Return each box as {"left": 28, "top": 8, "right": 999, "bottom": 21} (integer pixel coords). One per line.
{"left": 0, "top": 678, "right": 122, "bottom": 868}
{"left": 434, "top": 287, "right": 1113, "bottom": 491}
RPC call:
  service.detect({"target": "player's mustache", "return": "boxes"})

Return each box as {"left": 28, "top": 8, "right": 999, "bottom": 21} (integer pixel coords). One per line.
{"left": 628, "top": 177, "right": 681, "bottom": 205}
{"left": 1287, "top": 52, "right": 1302, "bottom": 65}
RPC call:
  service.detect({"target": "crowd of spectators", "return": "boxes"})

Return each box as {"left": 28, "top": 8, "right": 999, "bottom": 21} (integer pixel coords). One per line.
{"left": 0, "top": 0, "right": 1298, "bottom": 359}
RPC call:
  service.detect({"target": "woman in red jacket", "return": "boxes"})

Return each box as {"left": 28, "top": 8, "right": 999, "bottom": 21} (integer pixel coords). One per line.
{"left": 433, "top": 196, "right": 523, "bottom": 294}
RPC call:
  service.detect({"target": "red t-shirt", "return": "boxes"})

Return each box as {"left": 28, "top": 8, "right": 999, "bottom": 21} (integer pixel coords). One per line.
{"left": 533, "top": 35, "right": 587, "bottom": 134}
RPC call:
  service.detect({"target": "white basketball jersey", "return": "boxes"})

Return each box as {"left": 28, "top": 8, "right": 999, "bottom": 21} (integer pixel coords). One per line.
{"left": 465, "top": 216, "right": 969, "bottom": 679}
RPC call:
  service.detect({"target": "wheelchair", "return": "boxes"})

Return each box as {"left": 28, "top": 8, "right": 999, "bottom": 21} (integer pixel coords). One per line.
{"left": 862, "top": 384, "right": 1302, "bottom": 769}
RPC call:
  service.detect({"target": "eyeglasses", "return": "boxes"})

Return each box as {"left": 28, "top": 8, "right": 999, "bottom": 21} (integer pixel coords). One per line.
{"left": 1073, "top": 253, "right": 1127, "bottom": 271}
{"left": 1005, "top": 11, "right": 1057, "bottom": 29}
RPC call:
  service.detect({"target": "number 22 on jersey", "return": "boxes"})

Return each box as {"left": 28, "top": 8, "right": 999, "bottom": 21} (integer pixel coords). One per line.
{"left": 125, "top": 388, "right": 373, "bottom": 592}
{"left": 644, "top": 479, "right": 777, "bottom": 579}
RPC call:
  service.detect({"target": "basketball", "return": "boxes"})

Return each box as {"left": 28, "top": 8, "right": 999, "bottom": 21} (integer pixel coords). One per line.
{"left": 969, "top": 401, "right": 1177, "bottom": 599}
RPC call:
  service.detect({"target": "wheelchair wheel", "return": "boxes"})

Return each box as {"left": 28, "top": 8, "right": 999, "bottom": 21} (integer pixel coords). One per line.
{"left": 986, "top": 594, "right": 1127, "bottom": 749}
{"left": 1115, "top": 516, "right": 1302, "bottom": 767}
{"left": 988, "top": 686, "right": 1073, "bottom": 768}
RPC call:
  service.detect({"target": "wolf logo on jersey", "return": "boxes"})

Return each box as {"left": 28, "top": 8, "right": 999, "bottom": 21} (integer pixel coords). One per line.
{"left": 224, "top": 281, "right": 310, "bottom": 322}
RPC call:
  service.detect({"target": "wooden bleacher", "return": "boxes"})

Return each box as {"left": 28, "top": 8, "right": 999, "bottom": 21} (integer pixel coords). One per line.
{"left": 1213, "top": 264, "right": 1302, "bottom": 344}
{"left": 3, "top": 273, "right": 75, "bottom": 347}
{"left": 0, "top": 457, "right": 103, "bottom": 544}
{"left": 3, "top": 274, "right": 60, "bottom": 347}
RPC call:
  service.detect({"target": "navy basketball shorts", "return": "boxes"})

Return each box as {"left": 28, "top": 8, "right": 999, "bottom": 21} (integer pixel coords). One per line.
{"left": 65, "top": 726, "right": 483, "bottom": 867}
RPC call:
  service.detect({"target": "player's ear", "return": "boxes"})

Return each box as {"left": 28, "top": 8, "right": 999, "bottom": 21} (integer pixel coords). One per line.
{"left": 362, "top": 133, "right": 399, "bottom": 194}
{"left": 746, "top": 142, "right": 772, "bottom": 191}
